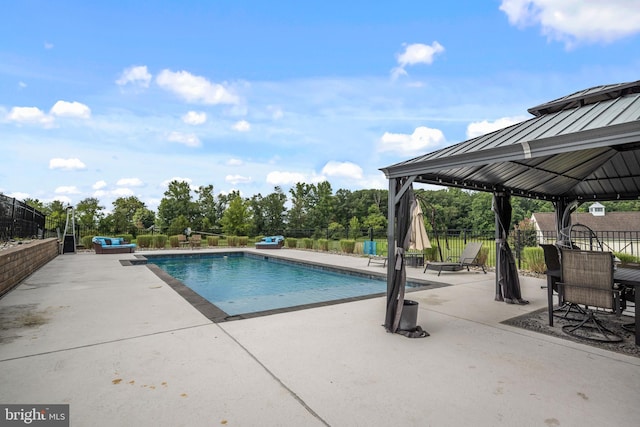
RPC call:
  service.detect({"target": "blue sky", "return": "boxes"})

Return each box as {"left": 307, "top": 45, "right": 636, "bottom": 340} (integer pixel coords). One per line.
{"left": 2, "top": 0, "right": 640, "bottom": 212}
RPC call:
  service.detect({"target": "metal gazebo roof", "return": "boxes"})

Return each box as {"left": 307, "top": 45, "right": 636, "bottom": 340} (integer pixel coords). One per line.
{"left": 381, "top": 80, "right": 640, "bottom": 202}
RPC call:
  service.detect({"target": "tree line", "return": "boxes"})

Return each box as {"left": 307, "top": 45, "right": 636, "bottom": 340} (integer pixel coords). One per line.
{"left": 23, "top": 180, "right": 640, "bottom": 238}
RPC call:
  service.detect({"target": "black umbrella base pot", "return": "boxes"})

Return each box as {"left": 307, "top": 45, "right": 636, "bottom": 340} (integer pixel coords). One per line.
{"left": 399, "top": 300, "right": 419, "bottom": 330}
{"left": 397, "top": 300, "right": 429, "bottom": 338}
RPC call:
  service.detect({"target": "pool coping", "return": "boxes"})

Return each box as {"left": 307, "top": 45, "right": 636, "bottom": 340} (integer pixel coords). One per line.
{"left": 129, "top": 250, "right": 450, "bottom": 323}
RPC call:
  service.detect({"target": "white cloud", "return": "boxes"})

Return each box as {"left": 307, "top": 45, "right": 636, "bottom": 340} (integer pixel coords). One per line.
{"left": 7, "top": 106, "right": 54, "bottom": 126}
{"left": 499, "top": 0, "right": 640, "bottom": 47}
{"left": 49, "top": 158, "right": 87, "bottom": 170}
{"left": 93, "top": 180, "right": 107, "bottom": 190}
{"left": 227, "top": 158, "right": 244, "bottom": 166}
{"left": 392, "top": 42, "right": 445, "bottom": 79}
{"left": 50, "top": 100, "right": 91, "bottom": 119}
{"left": 6, "top": 192, "right": 30, "bottom": 200}
{"left": 167, "top": 131, "right": 201, "bottom": 147}
{"left": 266, "top": 171, "right": 308, "bottom": 185}
{"left": 112, "top": 188, "right": 135, "bottom": 197}
{"left": 156, "top": 69, "right": 239, "bottom": 105}
{"left": 18, "top": 81, "right": 27, "bottom": 89}
{"left": 116, "top": 177, "right": 144, "bottom": 187}
{"left": 232, "top": 120, "right": 251, "bottom": 132}
{"left": 466, "top": 116, "right": 528, "bottom": 139}
{"left": 225, "top": 174, "right": 252, "bottom": 185}
{"left": 44, "top": 42, "right": 54, "bottom": 49}
{"left": 378, "top": 126, "right": 445, "bottom": 155}
{"left": 54, "top": 186, "right": 80, "bottom": 194}
{"left": 52, "top": 195, "right": 72, "bottom": 205}
{"left": 321, "top": 161, "right": 363, "bottom": 180}
{"left": 397, "top": 42, "right": 445, "bottom": 67}
{"left": 116, "top": 65, "right": 152, "bottom": 87}
{"left": 182, "top": 111, "right": 207, "bottom": 125}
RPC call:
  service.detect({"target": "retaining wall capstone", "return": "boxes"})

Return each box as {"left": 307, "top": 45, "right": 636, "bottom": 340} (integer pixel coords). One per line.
{"left": 0, "top": 238, "right": 59, "bottom": 296}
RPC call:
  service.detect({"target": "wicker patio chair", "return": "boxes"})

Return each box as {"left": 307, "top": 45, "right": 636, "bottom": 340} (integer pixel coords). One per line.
{"left": 558, "top": 249, "right": 623, "bottom": 342}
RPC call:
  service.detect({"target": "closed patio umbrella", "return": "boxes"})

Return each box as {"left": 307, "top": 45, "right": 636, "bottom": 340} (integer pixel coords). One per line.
{"left": 409, "top": 200, "right": 431, "bottom": 252}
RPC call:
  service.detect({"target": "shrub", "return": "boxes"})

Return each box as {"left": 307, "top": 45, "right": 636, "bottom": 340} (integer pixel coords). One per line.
{"left": 523, "top": 247, "right": 545, "bottom": 273}
{"left": 615, "top": 252, "right": 639, "bottom": 264}
{"left": 302, "top": 238, "right": 313, "bottom": 249}
{"left": 227, "top": 236, "right": 239, "bottom": 247}
{"left": 169, "top": 235, "right": 180, "bottom": 248}
{"left": 207, "top": 236, "right": 219, "bottom": 246}
{"left": 238, "top": 236, "right": 249, "bottom": 246}
{"left": 318, "top": 239, "right": 329, "bottom": 251}
{"left": 340, "top": 239, "right": 356, "bottom": 254}
{"left": 153, "top": 234, "right": 168, "bottom": 249}
{"left": 136, "top": 235, "right": 153, "bottom": 248}
{"left": 82, "top": 235, "right": 94, "bottom": 249}
{"left": 476, "top": 246, "right": 489, "bottom": 266}
{"left": 286, "top": 238, "right": 297, "bottom": 248}
{"left": 424, "top": 246, "right": 439, "bottom": 261}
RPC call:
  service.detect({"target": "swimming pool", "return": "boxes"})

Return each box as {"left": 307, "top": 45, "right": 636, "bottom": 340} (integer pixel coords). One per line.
{"left": 147, "top": 253, "right": 416, "bottom": 317}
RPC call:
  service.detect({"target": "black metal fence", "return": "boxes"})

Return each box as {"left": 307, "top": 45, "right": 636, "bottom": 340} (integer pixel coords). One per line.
{"left": 0, "top": 195, "right": 46, "bottom": 241}
{"left": 40, "top": 216, "right": 640, "bottom": 265}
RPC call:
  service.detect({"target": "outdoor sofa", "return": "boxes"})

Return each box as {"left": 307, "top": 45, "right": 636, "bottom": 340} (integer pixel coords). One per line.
{"left": 92, "top": 236, "right": 137, "bottom": 254}
{"left": 256, "top": 235, "right": 285, "bottom": 249}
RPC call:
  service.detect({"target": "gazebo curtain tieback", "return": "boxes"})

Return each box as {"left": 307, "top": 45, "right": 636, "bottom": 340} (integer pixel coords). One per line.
{"left": 395, "top": 247, "right": 404, "bottom": 270}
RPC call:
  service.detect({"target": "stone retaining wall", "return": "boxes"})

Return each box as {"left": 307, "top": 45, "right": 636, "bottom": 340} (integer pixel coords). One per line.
{"left": 0, "top": 238, "right": 59, "bottom": 296}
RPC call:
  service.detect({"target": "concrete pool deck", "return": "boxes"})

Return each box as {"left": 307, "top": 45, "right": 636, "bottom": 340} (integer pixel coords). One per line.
{"left": 1, "top": 248, "right": 639, "bottom": 426}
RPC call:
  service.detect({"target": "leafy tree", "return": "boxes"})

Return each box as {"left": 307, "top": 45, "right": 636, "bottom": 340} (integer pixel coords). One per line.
{"left": 362, "top": 203, "right": 387, "bottom": 230}
{"left": 76, "top": 197, "right": 104, "bottom": 230}
{"left": 157, "top": 180, "right": 196, "bottom": 230}
{"left": 194, "top": 184, "right": 217, "bottom": 232}
{"left": 109, "top": 196, "right": 146, "bottom": 235}
{"left": 220, "top": 192, "right": 252, "bottom": 236}
{"left": 469, "top": 192, "right": 494, "bottom": 230}
{"left": 133, "top": 207, "right": 156, "bottom": 231}
{"left": 348, "top": 216, "right": 361, "bottom": 239}
{"left": 287, "top": 182, "right": 312, "bottom": 230}
{"left": 45, "top": 200, "right": 69, "bottom": 232}
{"left": 327, "top": 221, "right": 345, "bottom": 240}
{"left": 308, "top": 181, "right": 334, "bottom": 231}
{"left": 249, "top": 193, "right": 266, "bottom": 236}
{"left": 168, "top": 214, "right": 190, "bottom": 236}
{"left": 333, "top": 189, "right": 353, "bottom": 226}
{"left": 262, "top": 187, "right": 287, "bottom": 233}
{"left": 24, "top": 198, "right": 46, "bottom": 212}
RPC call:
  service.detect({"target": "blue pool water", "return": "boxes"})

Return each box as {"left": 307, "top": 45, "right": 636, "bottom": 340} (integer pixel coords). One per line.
{"left": 149, "top": 254, "right": 398, "bottom": 315}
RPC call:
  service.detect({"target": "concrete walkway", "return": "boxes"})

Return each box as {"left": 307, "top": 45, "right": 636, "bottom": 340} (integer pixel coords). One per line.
{"left": 1, "top": 248, "right": 639, "bottom": 426}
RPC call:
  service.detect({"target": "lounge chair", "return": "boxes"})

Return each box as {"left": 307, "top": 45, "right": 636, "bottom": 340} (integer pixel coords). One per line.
{"left": 367, "top": 255, "right": 387, "bottom": 267}
{"left": 423, "top": 242, "right": 486, "bottom": 276}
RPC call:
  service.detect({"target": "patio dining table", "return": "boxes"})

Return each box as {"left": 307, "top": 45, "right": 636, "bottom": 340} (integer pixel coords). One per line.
{"left": 613, "top": 267, "right": 640, "bottom": 346}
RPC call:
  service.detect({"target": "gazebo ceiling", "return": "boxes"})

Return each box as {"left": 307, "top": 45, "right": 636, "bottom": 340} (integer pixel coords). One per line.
{"left": 381, "top": 80, "right": 640, "bottom": 202}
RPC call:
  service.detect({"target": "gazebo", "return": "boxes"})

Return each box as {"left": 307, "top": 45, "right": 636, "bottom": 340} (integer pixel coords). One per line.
{"left": 380, "top": 80, "right": 640, "bottom": 333}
